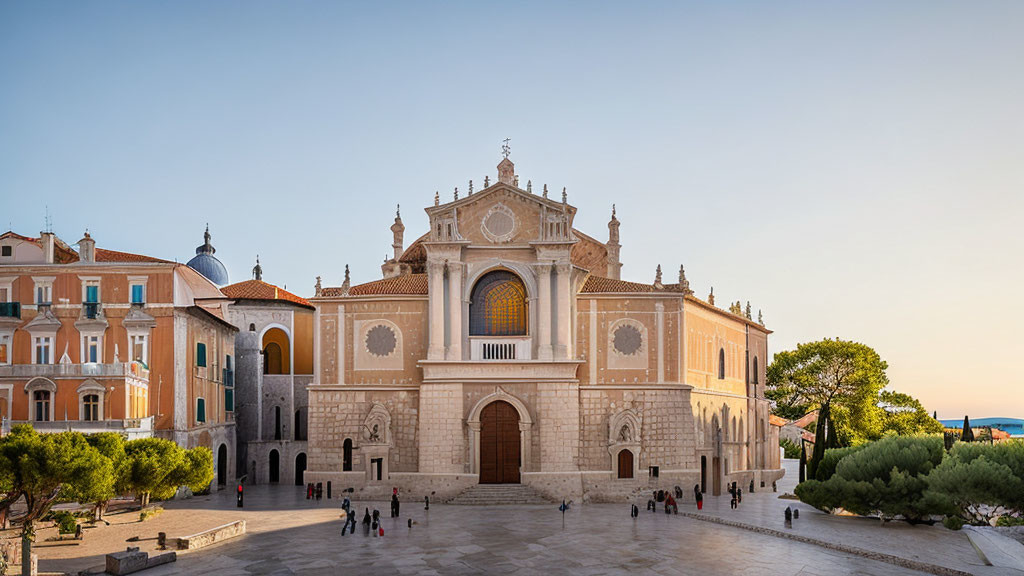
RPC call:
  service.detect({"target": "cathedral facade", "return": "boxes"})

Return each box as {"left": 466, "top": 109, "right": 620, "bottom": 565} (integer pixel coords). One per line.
{"left": 305, "top": 156, "right": 782, "bottom": 502}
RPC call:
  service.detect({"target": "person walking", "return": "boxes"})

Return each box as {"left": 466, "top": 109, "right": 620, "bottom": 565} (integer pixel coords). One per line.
{"left": 737, "top": 487, "right": 742, "bottom": 505}
{"left": 339, "top": 507, "right": 349, "bottom": 536}
{"left": 362, "top": 508, "right": 372, "bottom": 535}
{"left": 694, "top": 485, "right": 703, "bottom": 511}
{"left": 391, "top": 488, "right": 401, "bottom": 518}
{"left": 664, "top": 493, "right": 678, "bottom": 515}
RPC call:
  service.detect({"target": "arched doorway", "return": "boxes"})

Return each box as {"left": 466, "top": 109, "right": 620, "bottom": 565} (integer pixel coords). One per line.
{"left": 261, "top": 327, "right": 290, "bottom": 375}
{"left": 269, "top": 450, "right": 280, "bottom": 484}
{"left": 617, "top": 449, "right": 634, "bottom": 479}
{"left": 479, "top": 401, "right": 520, "bottom": 484}
{"left": 294, "top": 453, "right": 306, "bottom": 486}
{"left": 217, "top": 444, "right": 227, "bottom": 486}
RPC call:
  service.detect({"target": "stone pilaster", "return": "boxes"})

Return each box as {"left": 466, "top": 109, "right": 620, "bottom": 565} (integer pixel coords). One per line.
{"left": 427, "top": 260, "right": 445, "bottom": 360}
{"left": 535, "top": 262, "right": 553, "bottom": 360}
{"left": 446, "top": 262, "right": 463, "bottom": 361}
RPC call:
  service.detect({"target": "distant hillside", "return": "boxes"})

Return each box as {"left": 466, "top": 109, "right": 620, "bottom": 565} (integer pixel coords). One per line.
{"left": 940, "top": 417, "right": 1023, "bottom": 437}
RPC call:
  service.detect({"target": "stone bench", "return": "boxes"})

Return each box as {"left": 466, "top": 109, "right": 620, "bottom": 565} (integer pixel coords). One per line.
{"left": 105, "top": 547, "right": 176, "bottom": 576}
{"left": 158, "top": 520, "right": 245, "bottom": 551}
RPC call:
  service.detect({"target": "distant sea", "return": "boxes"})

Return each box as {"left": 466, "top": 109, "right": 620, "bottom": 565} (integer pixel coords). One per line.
{"left": 939, "top": 417, "right": 1024, "bottom": 438}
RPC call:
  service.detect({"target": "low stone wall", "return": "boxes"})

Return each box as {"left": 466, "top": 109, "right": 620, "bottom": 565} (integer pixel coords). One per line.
{"left": 304, "top": 471, "right": 478, "bottom": 502}
{"left": 160, "top": 520, "right": 246, "bottom": 551}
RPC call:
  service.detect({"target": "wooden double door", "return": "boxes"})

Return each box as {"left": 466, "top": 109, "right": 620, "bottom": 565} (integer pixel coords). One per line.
{"left": 480, "top": 401, "right": 521, "bottom": 484}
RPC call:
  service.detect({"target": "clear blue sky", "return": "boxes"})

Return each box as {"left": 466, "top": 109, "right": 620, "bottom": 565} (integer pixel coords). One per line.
{"left": 2, "top": 1, "right": 1022, "bottom": 418}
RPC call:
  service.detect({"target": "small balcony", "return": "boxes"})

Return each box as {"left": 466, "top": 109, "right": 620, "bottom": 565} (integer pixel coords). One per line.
{"left": 83, "top": 302, "right": 101, "bottom": 319}
{"left": 469, "top": 336, "right": 532, "bottom": 361}
{"left": 0, "top": 302, "right": 20, "bottom": 319}
{"left": 0, "top": 361, "right": 149, "bottom": 383}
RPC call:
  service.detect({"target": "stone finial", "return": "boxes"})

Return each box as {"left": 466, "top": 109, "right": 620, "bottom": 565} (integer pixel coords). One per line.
{"left": 562, "top": 187, "right": 567, "bottom": 204}
{"left": 678, "top": 265, "right": 692, "bottom": 294}
{"left": 454, "top": 187, "right": 459, "bottom": 201}
{"left": 434, "top": 191, "right": 439, "bottom": 206}
{"left": 514, "top": 175, "right": 519, "bottom": 187}
{"left": 396, "top": 204, "right": 401, "bottom": 219}
{"left": 730, "top": 301, "right": 742, "bottom": 315}
{"left": 708, "top": 287, "right": 715, "bottom": 306}
{"left": 252, "top": 255, "right": 263, "bottom": 281}
{"left": 315, "top": 276, "right": 322, "bottom": 297}
{"left": 342, "top": 264, "right": 351, "bottom": 296}
{"left": 543, "top": 184, "right": 548, "bottom": 198}
{"left": 469, "top": 180, "right": 473, "bottom": 194}
{"left": 758, "top": 309, "right": 764, "bottom": 325}
{"left": 527, "top": 180, "right": 532, "bottom": 193}
{"left": 484, "top": 175, "right": 490, "bottom": 187}
{"left": 654, "top": 265, "right": 663, "bottom": 289}
{"left": 391, "top": 204, "right": 405, "bottom": 261}
{"left": 745, "top": 301, "right": 752, "bottom": 319}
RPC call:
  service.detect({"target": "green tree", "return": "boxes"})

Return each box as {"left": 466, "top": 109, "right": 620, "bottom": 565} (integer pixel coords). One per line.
{"left": 82, "top": 433, "right": 130, "bottom": 521}
{"left": 123, "top": 438, "right": 213, "bottom": 507}
{"left": 767, "top": 338, "right": 889, "bottom": 478}
{"left": 961, "top": 416, "right": 975, "bottom": 442}
{"left": 0, "top": 426, "right": 111, "bottom": 576}
{"left": 877, "top": 391, "right": 945, "bottom": 436}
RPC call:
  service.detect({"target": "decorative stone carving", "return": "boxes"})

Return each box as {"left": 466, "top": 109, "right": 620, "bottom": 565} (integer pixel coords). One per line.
{"left": 607, "top": 319, "right": 648, "bottom": 370}
{"left": 481, "top": 202, "right": 518, "bottom": 243}
{"left": 353, "top": 320, "right": 403, "bottom": 370}
{"left": 362, "top": 403, "right": 392, "bottom": 446}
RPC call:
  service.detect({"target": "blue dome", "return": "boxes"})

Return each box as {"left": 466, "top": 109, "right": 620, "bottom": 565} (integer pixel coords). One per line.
{"left": 187, "top": 226, "right": 230, "bottom": 286}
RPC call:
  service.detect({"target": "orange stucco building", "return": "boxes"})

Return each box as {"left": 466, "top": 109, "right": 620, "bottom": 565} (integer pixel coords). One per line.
{"left": 0, "top": 230, "right": 237, "bottom": 488}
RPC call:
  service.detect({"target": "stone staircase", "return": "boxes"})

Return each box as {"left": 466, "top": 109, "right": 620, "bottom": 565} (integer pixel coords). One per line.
{"left": 447, "top": 484, "right": 552, "bottom": 505}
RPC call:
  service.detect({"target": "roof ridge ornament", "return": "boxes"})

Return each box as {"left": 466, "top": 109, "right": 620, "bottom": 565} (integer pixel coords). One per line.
{"left": 468, "top": 180, "right": 473, "bottom": 195}
{"left": 502, "top": 137, "right": 511, "bottom": 159}
{"left": 708, "top": 287, "right": 715, "bottom": 306}
{"left": 543, "top": 184, "right": 548, "bottom": 199}
{"left": 454, "top": 187, "right": 459, "bottom": 201}
{"left": 562, "top": 187, "right": 567, "bottom": 204}
{"left": 654, "top": 264, "right": 663, "bottom": 289}
{"left": 342, "top": 264, "right": 351, "bottom": 296}
{"left": 315, "top": 276, "right": 322, "bottom": 297}
{"left": 434, "top": 191, "right": 439, "bottom": 206}
{"left": 678, "top": 265, "right": 692, "bottom": 294}
{"left": 484, "top": 175, "right": 490, "bottom": 187}
{"left": 252, "top": 255, "right": 262, "bottom": 281}
{"left": 527, "top": 180, "right": 532, "bottom": 193}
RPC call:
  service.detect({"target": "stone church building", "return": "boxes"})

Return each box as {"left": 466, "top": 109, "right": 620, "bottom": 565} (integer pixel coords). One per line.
{"left": 306, "top": 155, "right": 782, "bottom": 502}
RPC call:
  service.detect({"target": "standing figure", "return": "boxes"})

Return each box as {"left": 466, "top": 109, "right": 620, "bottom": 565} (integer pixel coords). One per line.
{"left": 391, "top": 488, "right": 401, "bottom": 518}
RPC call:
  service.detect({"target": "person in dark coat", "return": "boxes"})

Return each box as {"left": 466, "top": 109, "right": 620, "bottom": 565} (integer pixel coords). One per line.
{"left": 391, "top": 488, "right": 400, "bottom": 517}
{"left": 362, "top": 508, "right": 372, "bottom": 535}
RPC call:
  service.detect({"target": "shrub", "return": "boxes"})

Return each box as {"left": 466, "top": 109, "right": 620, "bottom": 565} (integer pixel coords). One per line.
{"left": 996, "top": 515, "right": 1024, "bottom": 527}
{"left": 780, "top": 439, "right": 801, "bottom": 459}
{"left": 943, "top": 516, "right": 964, "bottom": 530}
{"left": 795, "top": 435, "right": 944, "bottom": 521}
{"left": 925, "top": 441, "right": 1024, "bottom": 525}
{"left": 139, "top": 507, "right": 163, "bottom": 522}
{"left": 815, "top": 445, "right": 866, "bottom": 481}
{"left": 52, "top": 510, "right": 78, "bottom": 534}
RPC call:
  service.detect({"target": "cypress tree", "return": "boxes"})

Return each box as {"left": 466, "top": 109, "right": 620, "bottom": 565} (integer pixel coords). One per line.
{"left": 961, "top": 416, "right": 974, "bottom": 442}
{"left": 798, "top": 444, "right": 806, "bottom": 483}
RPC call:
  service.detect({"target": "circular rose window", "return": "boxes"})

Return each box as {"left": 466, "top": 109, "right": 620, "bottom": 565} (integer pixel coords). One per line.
{"left": 613, "top": 324, "right": 643, "bottom": 356}
{"left": 365, "top": 325, "right": 397, "bottom": 357}
{"left": 481, "top": 203, "right": 517, "bottom": 243}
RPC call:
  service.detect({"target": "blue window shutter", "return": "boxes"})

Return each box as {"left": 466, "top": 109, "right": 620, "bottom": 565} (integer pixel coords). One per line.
{"left": 197, "top": 343, "right": 206, "bottom": 367}
{"left": 86, "top": 285, "right": 98, "bottom": 303}
{"left": 225, "top": 388, "right": 234, "bottom": 412}
{"left": 131, "top": 285, "right": 144, "bottom": 303}
{"left": 197, "top": 398, "right": 206, "bottom": 422}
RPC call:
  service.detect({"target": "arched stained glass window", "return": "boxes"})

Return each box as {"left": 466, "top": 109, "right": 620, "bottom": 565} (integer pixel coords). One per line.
{"left": 469, "top": 271, "right": 528, "bottom": 336}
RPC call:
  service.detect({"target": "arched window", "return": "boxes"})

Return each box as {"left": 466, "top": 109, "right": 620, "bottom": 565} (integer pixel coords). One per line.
{"left": 469, "top": 271, "right": 528, "bottom": 336}
{"left": 753, "top": 356, "right": 759, "bottom": 384}
{"left": 249, "top": 323, "right": 256, "bottom": 332}
{"left": 294, "top": 408, "right": 307, "bottom": 441}
{"left": 343, "top": 438, "right": 353, "bottom": 472}
{"left": 262, "top": 327, "right": 290, "bottom": 374}
{"left": 82, "top": 394, "right": 99, "bottom": 421}
{"left": 718, "top": 348, "right": 725, "bottom": 379}
{"left": 274, "top": 406, "right": 282, "bottom": 440}
{"left": 34, "top": 390, "right": 51, "bottom": 422}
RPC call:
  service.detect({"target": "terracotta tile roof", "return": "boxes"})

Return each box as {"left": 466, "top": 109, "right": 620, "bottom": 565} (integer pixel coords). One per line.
{"left": 320, "top": 274, "right": 428, "bottom": 297}
{"left": 94, "top": 248, "right": 172, "bottom": 264}
{"left": 790, "top": 411, "right": 818, "bottom": 429}
{"left": 580, "top": 275, "right": 685, "bottom": 294}
{"left": 769, "top": 414, "right": 789, "bottom": 427}
{"left": 222, "top": 279, "right": 313, "bottom": 308}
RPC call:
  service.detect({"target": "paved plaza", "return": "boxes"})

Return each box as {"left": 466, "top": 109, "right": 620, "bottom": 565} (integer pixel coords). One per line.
{"left": 12, "top": 461, "right": 1018, "bottom": 576}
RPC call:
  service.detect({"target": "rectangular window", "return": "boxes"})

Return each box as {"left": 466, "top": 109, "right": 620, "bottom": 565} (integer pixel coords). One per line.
{"left": 34, "top": 391, "right": 50, "bottom": 422}
{"left": 196, "top": 398, "right": 206, "bottom": 423}
{"left": 196, "top": 342, "right": 207, "bottom": 367}
{"left": 85, "top": 335, "right": 99, "bottom": 363}
{"left": 1, "top": 245, "right": 11, "bottom": 257}
{"left": 224, "top": 388, "right": 234, "bottom": 412}
{"left": 34, "top": 336, "right": 52, "bottom": 364}
{"left": 35, "top": 284, "right": 52, "bottom": 305}
{"left": 85, "top": 284, "right": 99, "bottom": 303}
{"left": 131, "top": 284, "right": 145, "bottom": 304}
{"left": 130, "top": 334, "right": 147, "bottom": 365}
{"left": 0, "top": 335, "right": 8, "bottom": 364}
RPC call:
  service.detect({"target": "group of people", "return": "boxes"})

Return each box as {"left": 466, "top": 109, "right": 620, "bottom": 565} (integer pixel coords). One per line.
{"left": 305, "top": 482, "right": 323, "bottom": 501}
{"left": 337, "top": 488, "right": 403, "bottom": 537}
{"left": 728, "top": 482, "right": 743, "bottom": 509}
